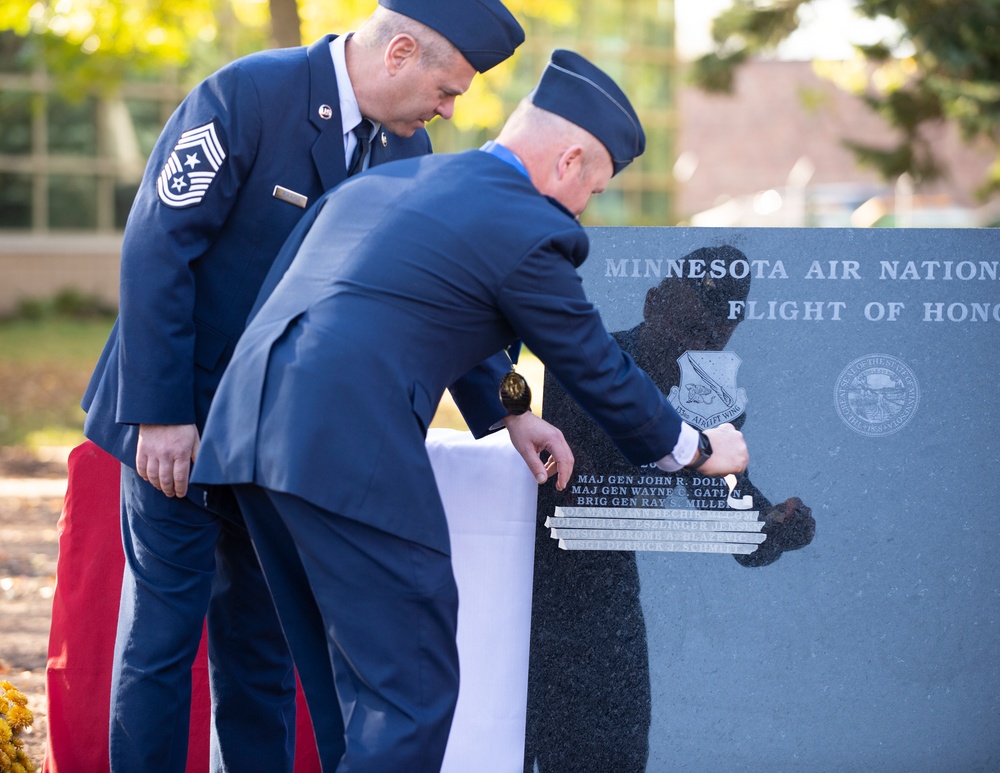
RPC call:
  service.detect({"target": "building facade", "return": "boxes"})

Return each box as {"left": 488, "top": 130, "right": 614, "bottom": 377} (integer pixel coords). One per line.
{"left": 0, "top": 32, "right": 187, "bottom": 232}
{"left": 1, "top": 5, "right": 679, "bottom": 236}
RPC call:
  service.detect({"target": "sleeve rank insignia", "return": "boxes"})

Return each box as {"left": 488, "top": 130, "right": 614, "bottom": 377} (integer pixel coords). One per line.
{"left": 156, "top": 121, "right": 227, "bottom": 208}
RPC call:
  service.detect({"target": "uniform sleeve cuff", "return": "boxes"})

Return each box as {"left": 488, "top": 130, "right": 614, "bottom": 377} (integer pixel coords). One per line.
{"left": 654, "top": 422, "right": 700, "bottom": 472}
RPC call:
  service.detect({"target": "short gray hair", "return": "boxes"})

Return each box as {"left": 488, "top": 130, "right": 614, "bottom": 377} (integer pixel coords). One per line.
{"left": 502, "top": 99, "right": 608, "bottom": 165}
{"left": 354, "top": 6, "right": 459, "bottom": 70}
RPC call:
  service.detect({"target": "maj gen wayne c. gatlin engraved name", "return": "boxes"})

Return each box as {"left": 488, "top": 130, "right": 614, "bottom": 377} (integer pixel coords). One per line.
{"left": 569, "top": 473, "right": 738, "bottom": 508}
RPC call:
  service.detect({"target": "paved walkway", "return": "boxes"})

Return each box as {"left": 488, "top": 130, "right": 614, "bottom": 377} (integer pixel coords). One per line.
{"left": 0, "top": 477, "right": 68, "bottom": 498}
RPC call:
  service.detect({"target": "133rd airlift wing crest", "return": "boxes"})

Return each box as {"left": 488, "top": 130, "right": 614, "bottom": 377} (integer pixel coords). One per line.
{"left": 667, "top": 351, "right": 748, "bottom": 429}
{"left": 156, "top": 121, "right": 227, "bottom": 208}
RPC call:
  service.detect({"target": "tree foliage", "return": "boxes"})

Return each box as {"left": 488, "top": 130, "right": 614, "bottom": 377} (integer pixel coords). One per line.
{"left": 269, "top": 0, "right": 301, "bottom": 49}
{"left": 0, "top": 0, "right": 267, "bottom": 94}
{"left": 0, "top": 0, "right": 576, "bottom": 131}
{"left": 691, "top": 0, "right": 1000, "bottom": 199}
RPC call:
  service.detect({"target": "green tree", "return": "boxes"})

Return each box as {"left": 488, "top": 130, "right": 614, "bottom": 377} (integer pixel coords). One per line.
{"left": 0, "top": 0, "right": 267, "bottom": 95}
{"left": 691, "top": 0, "right": 1000, "bottom": 199}
{"left": 0, "top": 0, "right": 576, "bottom": 129}
{"left": 269, "top": 0, "right": 301, "bottom": 49}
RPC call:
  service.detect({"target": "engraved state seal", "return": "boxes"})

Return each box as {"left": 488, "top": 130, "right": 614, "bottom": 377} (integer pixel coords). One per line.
{"left": 834, "top": 354, "right": 919, "bottom": 436}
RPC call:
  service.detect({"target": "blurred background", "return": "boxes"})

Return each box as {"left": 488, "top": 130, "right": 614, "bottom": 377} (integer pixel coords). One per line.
{"left": 0, "top": 0, "right": 998, "bottom": 444}
{"left": 0, "top": 5, "right": 996, "bottom": 762}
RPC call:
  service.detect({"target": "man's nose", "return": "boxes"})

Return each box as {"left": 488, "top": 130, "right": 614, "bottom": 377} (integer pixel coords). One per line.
{"left": 436, "top": 97, "right": 456, "bottom": 120}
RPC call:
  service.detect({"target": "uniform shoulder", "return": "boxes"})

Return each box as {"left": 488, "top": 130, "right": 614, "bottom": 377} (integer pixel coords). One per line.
{"left": 196, "top": 44, "right": 313, "bottom": 113}
{"left": 222, "top": 44, "right": 309, "bottom": 78}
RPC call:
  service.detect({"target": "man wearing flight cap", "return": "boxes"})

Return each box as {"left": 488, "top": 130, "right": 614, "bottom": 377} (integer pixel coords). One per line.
{"left": 77, "top": 1, "right": 524, "bottom": 770}
{"left": 192, "top": 49, "right": 750, "bottom": 770}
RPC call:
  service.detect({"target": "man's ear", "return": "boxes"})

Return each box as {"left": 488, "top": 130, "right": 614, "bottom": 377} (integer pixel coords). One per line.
{"left": 385, "top": 33, "right": 419, "bottom": 75}
{"left": 555, "top": 145, "right": 585, "bottom": 180}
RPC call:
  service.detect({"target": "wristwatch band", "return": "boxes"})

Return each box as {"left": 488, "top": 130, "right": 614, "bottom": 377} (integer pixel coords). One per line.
{"left": 686, "top": 430, "right": 713, "bottom": 470}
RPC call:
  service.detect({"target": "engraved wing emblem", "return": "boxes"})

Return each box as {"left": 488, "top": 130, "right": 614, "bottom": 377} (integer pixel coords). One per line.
{"left": 667, "top": 351, "right": 748, "bottom": 428}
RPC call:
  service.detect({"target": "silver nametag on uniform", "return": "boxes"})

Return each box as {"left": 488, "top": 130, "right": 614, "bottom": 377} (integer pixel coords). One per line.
{"left": 272, "top": 185, "right": 308, "bottom": 209}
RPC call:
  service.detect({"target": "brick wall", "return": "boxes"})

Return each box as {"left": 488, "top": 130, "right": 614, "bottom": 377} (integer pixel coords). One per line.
{"left": 0, "top": 235, "right": 121, "bottom": 316}
{"left": 677, "top": 60, "right": 996, "bottom": 221}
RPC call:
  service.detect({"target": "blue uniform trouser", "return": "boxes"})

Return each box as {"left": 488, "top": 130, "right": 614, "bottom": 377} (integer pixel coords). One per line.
{"left": 111, "top": 465, "right": 296, "bottom": 773}
{"left": 233, "top": 485, "right": 461, "bottom": 773}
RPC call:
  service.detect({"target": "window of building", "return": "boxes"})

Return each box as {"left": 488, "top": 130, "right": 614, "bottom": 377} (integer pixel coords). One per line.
{"left": 1, "top": 1, "right": 679, "bottom": 232}
{"left": 428, "top": 0, "right": 679, "bottom": 226}
{"left": 0, "top": 31, "right": 184, "bottom": 233}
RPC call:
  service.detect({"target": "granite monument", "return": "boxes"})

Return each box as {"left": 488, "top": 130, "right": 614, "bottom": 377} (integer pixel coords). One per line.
{"left": 525, "top": 227, "right": 999, "bottom": 772}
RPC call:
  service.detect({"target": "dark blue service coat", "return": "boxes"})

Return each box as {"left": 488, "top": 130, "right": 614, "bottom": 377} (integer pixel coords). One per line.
{"left": 193, "top": 150, "right": 684, "bottom": 555}
{"left": 82, "top": 35, "right": 432, "bottom": 463}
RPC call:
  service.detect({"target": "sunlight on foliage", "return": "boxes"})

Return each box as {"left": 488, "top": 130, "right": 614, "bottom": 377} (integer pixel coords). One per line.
{"left": 696, "top": 0, "right": 1000, "bottom": 199}
{"left": 1, "top": 0, "right": 577, "bottom": 128}
{"left": 813, "top": 55, "right": 918, "bottom": 97}
{"left": 4, "top": 0, "right": 220, "bottom": 64}
{"left": 232, "top": 0, "right": 271, "bottom": 30}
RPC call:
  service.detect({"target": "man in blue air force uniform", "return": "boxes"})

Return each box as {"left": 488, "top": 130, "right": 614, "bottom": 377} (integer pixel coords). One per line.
{"left": 79, "top": 1, "right": 527, "bottom": 770}
{"left": 192, "top": 50, "right": 751, "bottom": 771}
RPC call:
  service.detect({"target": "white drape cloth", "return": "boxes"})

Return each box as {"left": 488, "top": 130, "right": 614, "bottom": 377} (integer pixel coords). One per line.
{"left": 427, "top": 429, "right": 538, "bottom": 773}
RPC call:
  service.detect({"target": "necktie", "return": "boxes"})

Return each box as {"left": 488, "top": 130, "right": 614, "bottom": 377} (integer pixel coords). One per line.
{"left": 347, "top": 119, "right": 374, "bottom": 177}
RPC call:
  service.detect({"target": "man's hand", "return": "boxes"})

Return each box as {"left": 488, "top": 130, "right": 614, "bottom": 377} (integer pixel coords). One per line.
{"left": 502, "top": 412, "right": 575, "bottom": 491}
{"left": 136, "top": 423, "right": 200, "bottom": 498}
{"left": 697, "top": 422, "right": 749, "bottom": 477}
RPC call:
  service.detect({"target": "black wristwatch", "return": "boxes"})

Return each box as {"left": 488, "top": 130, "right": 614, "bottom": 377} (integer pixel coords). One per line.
{"left": 686, "top": 429, "right": 713, "bottom": 470}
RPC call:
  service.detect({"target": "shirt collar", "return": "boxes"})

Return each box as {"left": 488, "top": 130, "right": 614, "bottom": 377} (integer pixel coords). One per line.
{"left": 479, "top": 141, "right": 530, "bottom": 179}
{"left": 330, "top": 34, "right": 379, "bottom": 137}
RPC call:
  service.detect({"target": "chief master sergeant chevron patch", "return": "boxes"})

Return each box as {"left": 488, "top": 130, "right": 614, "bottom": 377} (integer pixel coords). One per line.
{"left": 156, "top": 121, "right": 227, "bottom": 208}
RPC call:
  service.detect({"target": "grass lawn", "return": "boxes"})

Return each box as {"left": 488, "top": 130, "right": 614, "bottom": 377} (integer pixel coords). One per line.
{"left": 0, "top": 316, "right": 115, "bottom": 447}
{"left": 0, "top": 313, "right": 546, "bottom": 448}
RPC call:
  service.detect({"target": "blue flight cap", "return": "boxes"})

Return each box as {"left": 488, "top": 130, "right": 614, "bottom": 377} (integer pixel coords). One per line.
{"left": 379, "top": 0, "right": 524, "bottom": 73}
{"left": 530, "top": 49, "right": 645, "bottom": 175}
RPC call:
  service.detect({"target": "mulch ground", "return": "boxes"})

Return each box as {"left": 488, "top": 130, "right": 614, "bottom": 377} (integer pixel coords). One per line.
{"left": 1, "top": 446, "right": 69, "bottom": 768}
